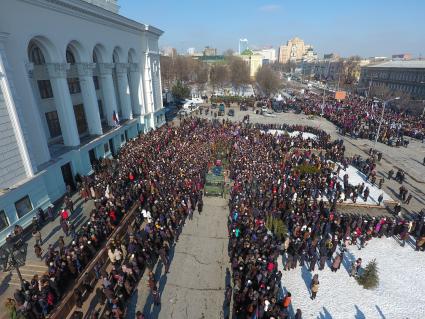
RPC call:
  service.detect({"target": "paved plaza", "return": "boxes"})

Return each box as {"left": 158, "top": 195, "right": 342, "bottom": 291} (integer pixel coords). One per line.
{"left": 126, "top": 196, "right": 230, "bottom": 319}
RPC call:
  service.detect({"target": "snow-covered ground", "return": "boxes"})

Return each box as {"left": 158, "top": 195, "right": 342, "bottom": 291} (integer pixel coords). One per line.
{"left": 278, "top": 237, "right": 425, "bottom": 319}
{"left": 335, "top": 165, "right": 394, "bottom": 206}
{"left": 261, "top": 129, "right": 318, "bottom": 140}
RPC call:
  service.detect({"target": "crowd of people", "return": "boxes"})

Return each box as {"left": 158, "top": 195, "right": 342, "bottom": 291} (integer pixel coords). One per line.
{"left": 4, "top": 116, "right": 425, "bottom": 319}
{"left": 5, "top": 118, "right": 217, "bottom": 319}
{"left": 225, "top": 121, "right": 425, "bottom": 318}
{"left": 292, "top": 92, "right": 425, "bottom": 146}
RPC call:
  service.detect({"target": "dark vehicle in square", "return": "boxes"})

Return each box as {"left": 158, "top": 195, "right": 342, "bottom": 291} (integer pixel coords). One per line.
{"left": 228, "top": 109, "right": 235, "bottom": 116}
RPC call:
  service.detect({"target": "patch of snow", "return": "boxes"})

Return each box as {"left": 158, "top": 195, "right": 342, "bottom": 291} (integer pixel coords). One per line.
{"left": 335, "top": 164, "right": 393, "bottom": 205}
{"left": 261, "top": 130, "right": 318, "bottom": 140}
{"left": 278, "top": 237, "right": 425, "bottom": 319}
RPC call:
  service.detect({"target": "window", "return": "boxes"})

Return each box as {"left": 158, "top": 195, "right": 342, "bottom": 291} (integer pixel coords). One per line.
{"left": 93, "top": 76, "right": 100, "bottom": 90}
{"left": 98, "top": 101, "right": 105, "bottom": 119}
{"left": 121, "top": 134, "right": 125, "bottom": 142}
{"left": 104, "top": 143, "right": 110, "bottom": 153}
{"left": 29, "top": 44, "right": 45, "bottom": 65}
{"left": 67, "top": 78, "right": 81, "bottom": 94}
{"left": 37, "top": 80, "right": 53, "bottom": 99}
{"left": 0, "top": 210, "right": 9, "bottom": 232}
{"left": 45, "top": 111, "right": 62, "bottom": 138}
{"left": 73, "top": 104, "right": 88, "bottom": 134}
{"left": 15, "top": 196, "right": 33, "bottom": 219}
{"left": 66, "top": 49, "right": 76, "bottom": 65}
{"left": 98, "top": 100, "right": 105, "bottom": 121}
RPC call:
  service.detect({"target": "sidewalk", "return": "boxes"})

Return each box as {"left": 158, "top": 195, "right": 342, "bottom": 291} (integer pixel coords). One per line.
{"left": 0, "top": 192, "right": 95, "bottom": 308}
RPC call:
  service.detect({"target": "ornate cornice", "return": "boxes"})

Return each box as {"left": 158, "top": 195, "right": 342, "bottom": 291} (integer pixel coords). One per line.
{"left": 19, "top": 0, "right": 163, "bottom": 36}
{"left": 0, "top": 32, "right": 10, "bottom": 42}
{"left": 115, "top": 63, "right": 129, "bottom": 74}
{"left": 76, "top": 62, "right": 96, "bottom": 76}
{"left": 129, "top": 63, "right": 139, "bottom": 72}
{"left": 97, "top": 63, "right": 114, "bottom": 75}
{"left": 46, "top": 63, "right": 69, "bottom": 78}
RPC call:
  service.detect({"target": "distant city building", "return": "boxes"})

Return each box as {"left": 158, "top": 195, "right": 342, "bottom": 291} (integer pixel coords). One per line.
{"left": 359, "top": 60, "right": 425, "bottom": 98}
{"left": 203, "top": 46, "right": 217, "bottom": 56}
{"left": 187, "top": 47, "right": 196, "bottom": 56}
{"left": 253, "top": 48, "right": 276, "bottom": 64}
{"left": 240, "top": 49, "right": 263, "bottom": 78}
{"left": 278, "top": 37, "right": 313, "bottom": 64}
{"left": 392, "top": 53, "right": 412, "bottom": 61}
{"left": 302, "top": 46, "right": 318, "bottom": 62}
{"left": 162, "top": 47, "right": 177, "bottom": 57}
{"left": 239, "top": 39, "right": 249, "bottom": 55}
{"left": 195, "top": 55, "right": 225, "bottom": 64}
{"left": 323, "top": 53, "right": 340, "bottom": 60}
{"left": 369, "top": 56, "right": 389, "bottom": 63}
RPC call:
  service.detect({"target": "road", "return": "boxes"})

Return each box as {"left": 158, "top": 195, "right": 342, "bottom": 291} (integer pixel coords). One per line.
{"left": 127, "top": 196, "right": 231, "bottom": 319}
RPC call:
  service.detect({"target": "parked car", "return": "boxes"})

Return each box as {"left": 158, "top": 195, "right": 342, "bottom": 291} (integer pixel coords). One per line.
{"left": 228, "top": 109, "right": 235, "bottom": 116}
{"left": 211, "top": 103, "right": 217, "bottom": 109}
{"left": 218, "top": 103, "right": 225, "bottom": 116}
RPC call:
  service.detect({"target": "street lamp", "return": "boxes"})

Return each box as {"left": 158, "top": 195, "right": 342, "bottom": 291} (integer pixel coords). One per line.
{"left": 374, "top": 97, "right": 400, "bottom": 150}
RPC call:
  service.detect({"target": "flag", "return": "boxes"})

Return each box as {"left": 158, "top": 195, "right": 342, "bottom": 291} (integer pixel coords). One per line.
{"left": 112, "top": 110, "right": 119, "bottom": 126}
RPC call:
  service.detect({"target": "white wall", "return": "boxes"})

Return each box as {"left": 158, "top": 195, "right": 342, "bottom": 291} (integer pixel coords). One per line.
{"left": 0, "top": 0, "right": 163, "bottom": 170}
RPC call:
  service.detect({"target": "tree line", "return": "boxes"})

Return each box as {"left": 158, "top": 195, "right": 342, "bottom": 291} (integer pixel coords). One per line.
{"left": 160, "top": 54, "right": 283, "bottom": 99}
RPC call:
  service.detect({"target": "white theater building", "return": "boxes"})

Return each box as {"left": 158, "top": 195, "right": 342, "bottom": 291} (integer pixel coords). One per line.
{"left": 0, "top": 0, "right": 165, "bottom": 243}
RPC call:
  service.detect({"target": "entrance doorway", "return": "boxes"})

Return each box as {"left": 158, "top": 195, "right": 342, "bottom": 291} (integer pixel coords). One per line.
{"left": 109, "top": 139, "right": 116, "bottom": 157}
{"left": 61, "top": 162, "right": 75, "bottom": 191}
{"left": 88, "top": 149, "right": 96, "bottom": 166}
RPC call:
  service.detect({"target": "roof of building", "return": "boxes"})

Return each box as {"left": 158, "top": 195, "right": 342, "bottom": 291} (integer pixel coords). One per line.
{"left": 367, "top": 60, "right": 425, "bottom": 69}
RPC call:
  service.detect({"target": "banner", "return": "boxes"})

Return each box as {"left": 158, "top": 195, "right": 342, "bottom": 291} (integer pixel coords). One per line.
{"left": 335, "top": 91, "right": 346, "bottom": 100}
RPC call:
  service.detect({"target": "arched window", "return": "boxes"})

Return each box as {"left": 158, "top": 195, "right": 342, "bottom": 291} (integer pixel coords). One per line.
{"left": 128, "top": 52, "right": 133, "bottom": 63}
{"left": 66, "top": 49, "right": 76, "bottom": 64}
{"left": 93, "top": 51, "right": 98, "bottom": 63}
{"left": 28, "top": 43, "right": 46, "bottom": 65}
{"left": 113, "top": 51, "right": 119, "bottom": 63}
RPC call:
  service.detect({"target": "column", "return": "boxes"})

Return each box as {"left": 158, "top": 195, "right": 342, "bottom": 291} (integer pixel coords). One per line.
{"left": 143, "top": 53, "right": 155, "bottom": 129}
{"left": 128, "top": 63, "right": 144, "bottom": 116}
{"left": 76, "top": 63, "right": 102, "bottom": 135}
{"left": 46, "top": 63, "right": 80, "bottom": 147}
{"left": 0, "top": 40, "right": 35, "bottom": 176}
{"left": 115, "top": 63, "right": 132, "bottom": 120}
{"left": 97, "top": 63, "right": 117, "bottom": 127}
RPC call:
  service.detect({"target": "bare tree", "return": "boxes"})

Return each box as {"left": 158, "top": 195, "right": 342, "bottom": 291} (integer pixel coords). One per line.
{"left": 210, "top": 64, "right": 229, "bottom": 93}
{"left": 256, "top": 65, "right": 281, "bottom": 96}
{"left": 174, "top": 56, "right": 195, "bottom": 83}
{"left": 160, "top": 55, "right": 175, "bottom": 90}
{"left": 223, "top": 49, "right": 234, "bottom": 57}
{"left": 194, "top": 60, "right": 209, "bottom": 94}
{"left": 229, "top": 57, "right": 250, "bottom": 94}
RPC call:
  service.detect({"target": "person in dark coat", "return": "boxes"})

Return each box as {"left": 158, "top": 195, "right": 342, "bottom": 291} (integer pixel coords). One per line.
{"left": 331, "top": 253, "right": 342, "bottom": 272}
{"left": 73, "top": 288, "right": 83, "bottom": 308}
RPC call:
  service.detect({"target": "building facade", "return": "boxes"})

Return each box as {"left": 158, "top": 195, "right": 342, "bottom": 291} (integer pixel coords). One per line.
{"left": 240, "top": 50, "right": 263, "bottom": 78}
{"left": 0, "top": 0, "right": 165, "bottom": 243}
{"left": 253, "top": 48, "right": 276, "bottom": 64}
{"left": 203, "top": 46, "right": 217, "bottom": 56}
{"left": 239, "top": 39, "right": 248, "bottom": 55}
{"left": 278, "top": 37, "right": 312, "bottom": 64}
{"left": 359, "top": 61, "right": 425, "bottom": 98}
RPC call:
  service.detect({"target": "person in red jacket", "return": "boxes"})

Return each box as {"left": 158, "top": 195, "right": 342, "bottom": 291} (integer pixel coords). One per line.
{"left": 282, "top": 292, "right": 291, "bottom": 309}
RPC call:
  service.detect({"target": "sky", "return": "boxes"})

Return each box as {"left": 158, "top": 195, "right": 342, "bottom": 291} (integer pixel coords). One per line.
{"left": 120, "top": 0, "right": 425, "bottom": 58}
